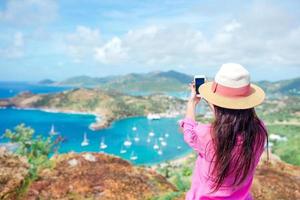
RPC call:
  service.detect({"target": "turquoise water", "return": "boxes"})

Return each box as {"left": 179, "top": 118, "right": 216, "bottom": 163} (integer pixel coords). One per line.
{"left": 0, "top": 81, "right": 72, "bottom": 98}
{"left": 0, "top": 107, "right": 190, "bottom": 165}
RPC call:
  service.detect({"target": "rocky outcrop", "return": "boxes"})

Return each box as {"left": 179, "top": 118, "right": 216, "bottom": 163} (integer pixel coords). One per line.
{"left": 2, "top": 149, "right": 299, "bottom": 200}
{"left": 25, "top": 153, "right": 176, "bottom": 200}
{"left": 251, "top": 153, "right": 300, "bottom": 200}
{"left": 0, "top": 148, "right": 29, "bottom": 200}
{"left": 171, "top": 152, "right": 300, "bottom": 200}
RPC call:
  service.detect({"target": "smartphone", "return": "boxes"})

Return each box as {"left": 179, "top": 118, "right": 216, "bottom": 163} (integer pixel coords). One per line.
{"left": 194, "top": 75, "right": 206, "bottom": 96}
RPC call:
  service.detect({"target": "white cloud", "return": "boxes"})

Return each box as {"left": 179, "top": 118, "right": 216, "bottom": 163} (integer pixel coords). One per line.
{"left": 63, "top": 1, "right": 300, "bottom": 70}
{"left": 0, "top": 32, "right": 25, "bottom": 59}
{"left": 64, "top": 26, "right": 102, "bottom": 62}
{"left": 0, "top": 0, "right": 58, "bottom": 26}
{"left": 224, "top": 20, "right": 241, "bottom": 32}
{"left": 94, "top": 37, "right": 127, "bottom": 64}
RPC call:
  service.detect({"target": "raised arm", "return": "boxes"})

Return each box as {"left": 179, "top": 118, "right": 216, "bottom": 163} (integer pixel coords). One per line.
{"left": 179, "top": 82, "right": 202, "bottom": 152}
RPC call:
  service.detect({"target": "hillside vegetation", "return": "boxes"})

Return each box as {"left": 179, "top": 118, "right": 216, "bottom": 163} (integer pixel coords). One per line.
{"left": 53, "top": 71, "right": 300, "bottom": 96}
{"left": 58, "top": 70, "right": 193, "bottom": 93}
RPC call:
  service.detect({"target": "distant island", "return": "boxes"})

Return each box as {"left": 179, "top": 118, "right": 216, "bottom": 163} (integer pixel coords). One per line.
{"left": 48, "top": 70, "right": 193, "bottom": 93}
{"left": 39, "top": 70, "right": 300, "bottom": 96}
{"left": 38, "top": 79, "right": 56, "bottom": 85}
{"left": 0, "top": 88, "right": 185, "bottom": 130}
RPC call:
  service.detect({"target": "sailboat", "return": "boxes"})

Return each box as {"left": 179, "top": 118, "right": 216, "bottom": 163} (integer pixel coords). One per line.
{"left": 120, "top": 145, "right": 127, "bottom": 154}
{"left": 161, "top": 140, "right": 167, "bottom": 147}
{"left": 146, "top": 136, "right": 151, "bottom": 143}
{"left": 157, "top": 148, "right": 163, "bottom": 155}
{"left": 49, "top": 124, "right": 58, "bottom": 136}
{"left": 133, "top": 131, "right": 140, "bottom": 142}
{"left": 130, "top": 151, "right": 138, "bottom": 161}
{"left": 153, "top": 139, "right": 159, "bottom": 150}
{"left": 81, "top": 132, "right": 89, "bottom": 146}
{"left": 158, "top": 133, "right": 164, "bottom": 141}
{"left": 100, "top": 137, "right": 108, "bottom": 149}
{"left": 177, "top": 146, "right": 182, "bottom": 150}
{"left": 164, "top": 133, "right": 169, "bottom": 138}
{"left": 132, "top": 126, "right": 137, "bottom": 131}
{"left": 124, "top": 135, "right": 132, "bottom": 147}
{"left": 148, "top": 131, "right": 155, "bottom": 137}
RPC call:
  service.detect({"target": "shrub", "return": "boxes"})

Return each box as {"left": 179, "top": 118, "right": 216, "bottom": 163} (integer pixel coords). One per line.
{"left": 3, "top": 124, "right": 62, "bottom": 179}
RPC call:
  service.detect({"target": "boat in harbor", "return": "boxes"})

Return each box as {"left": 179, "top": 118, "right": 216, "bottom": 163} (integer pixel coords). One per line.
{"left": 147, "top": 113, "right": 161, "bottom": 120}
{"left": 148, "top": 131, "right": 155, "bottom": 137}
{"left": 132, "top": 126, "right": 137, "bottom": 131}
{"left": 120, "top": 145, "right": 127, "bottom": 154}
{"left": 133, "top": 133, "right": 140, "bottom": 142}
{"left": 130, "top": 151, "right": 138, "bottom": 161}
{"left": 49, "top": 124, "right": 58, "bottom": 136}
{"left": 100, "top": 137, "right": 108, "bottom": 149}
{"left": 146, "top": 136, "right": 151, "bottom": 143}
{"left": 157, "top": 148, "right": 163, "bottom": 155}
{"left": 81, "top": 132, "right": 89, "bottom": 146}
{"left": 161, "top": 140, "right": 167, "bottom": 147}
{"left": 124, "top": 135, "right": 132, "bottom": 147}
{"left": 153, "top": 139, "right": 159, "bottom": 150}
{"left": 158, "top": 133, "right": 164, "bottom": 141}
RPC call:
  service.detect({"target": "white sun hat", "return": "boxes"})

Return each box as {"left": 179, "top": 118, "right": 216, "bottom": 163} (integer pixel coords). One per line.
{"left": 199, "top": 63, "right": 265, "bottom": 109}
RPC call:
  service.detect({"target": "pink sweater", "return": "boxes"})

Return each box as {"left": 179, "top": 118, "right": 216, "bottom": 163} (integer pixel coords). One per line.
{"left": 179, "top": 117, "right": 265, "bottom": 200}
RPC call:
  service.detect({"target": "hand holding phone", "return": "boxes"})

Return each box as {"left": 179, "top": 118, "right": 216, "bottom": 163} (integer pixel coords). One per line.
{"left": 194, "top": 75, "right": 206, "bottom": 97}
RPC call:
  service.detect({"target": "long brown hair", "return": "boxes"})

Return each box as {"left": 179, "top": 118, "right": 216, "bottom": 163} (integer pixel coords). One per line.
{"left": 209, "top": 105, "right": 268, "bottom": 192}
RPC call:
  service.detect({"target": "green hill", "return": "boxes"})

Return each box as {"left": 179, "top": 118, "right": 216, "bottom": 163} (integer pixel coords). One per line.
{"left": 53, "top": 70, "right": 300, "bottom": 96}
{"left": 0, "top": 88, "right": 185, "bottom": 130}
{"left": 59, "top": 75, "right": 114, "bottom": 87}
{"left": 258, "top": 77, "right": 300, "bottom": 96}
{"left": 38, "top": 79, "right": 56, "bottom": 85}
{"left": 58, "top": 70, "right": 193, "bottom": 93}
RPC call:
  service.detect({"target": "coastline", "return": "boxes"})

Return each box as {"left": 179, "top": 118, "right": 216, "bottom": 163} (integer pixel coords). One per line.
{"left": 2, "top": 106, "right": 183, "bottom": 132}
{"left": 5, "top": 106, "right": 104, "bottom": 131}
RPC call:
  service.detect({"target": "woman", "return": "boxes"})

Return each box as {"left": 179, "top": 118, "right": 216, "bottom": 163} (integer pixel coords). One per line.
{"left": 180, "top": 63, "right": 268, "bottom": 200}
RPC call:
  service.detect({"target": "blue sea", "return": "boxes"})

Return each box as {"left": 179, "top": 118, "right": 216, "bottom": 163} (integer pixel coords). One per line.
{"left": 0, "top": 82, "right": 191, "bottom": 165}
{"left": 0, "top": 81, "right": 72, "bottom": 98}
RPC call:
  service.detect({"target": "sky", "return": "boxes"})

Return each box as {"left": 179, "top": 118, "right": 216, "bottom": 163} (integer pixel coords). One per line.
{"left": 0, "top": 0, "right": 299, "bottom": 81}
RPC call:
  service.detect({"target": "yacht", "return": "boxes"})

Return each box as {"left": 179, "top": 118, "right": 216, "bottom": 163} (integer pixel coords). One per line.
{"left": 132, "top": 126, "right": 137, "bottom": 131}
{"left": 124, "top": 135, "right": 132, "bottom": 147}
{"left": 161, "top": 140, "right": 167, "bottom": 147}
{"left": 164, "top": 133, "right": 169, "bottom": 138}
{"left": 100, "top": 137, "right": 108, "bottom": 149}
{"left": 153, "top": 139, "right": 159, "bottom": 150}
{"left": 177, "top": 146, "right": 182, "bottom": 150}
{"left": 81, "top": 132, "right": 89, "bottom": 146}
{"left": 130, "top": 151, "right": 138, "bottom": 161}
{"left": 147, "top": 113, "right": 161, "bottom": 120}
{"left": 133, "top": 133, "right": 140, "bottom": 142}
{"left": 49, "top": 124, "right": 58, "bottom": 136}
{"left": 120, "top": 145, "right": 127, "bottom": 154}
{"left": 146, "top": 136, "right": 151, "bottom": 143}
{"left": 148, "top": 131, "right": 155, "bottom": 137}
{"left": 157, "top": 148, "right": 163, "bottom": 155}
{"left": 158, "top": 133, "right": 164, "bottom": 141}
